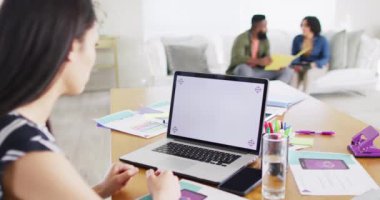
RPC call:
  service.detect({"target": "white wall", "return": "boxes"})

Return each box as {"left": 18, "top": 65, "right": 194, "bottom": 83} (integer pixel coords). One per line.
{"left": 143, "top": 0, "right": 241, "bottom": 39}
{"left": 97, "top": 0, "right": 380, "bottom": 87}
{"left": 143, "top": 0, "right": 337, "bottom": 39}
{"left": 96, "top": 0, "right": 148, "bottom": 87}
{"left": 239, "top": 0, "right": 337, "bottom": 34}
{"left": 336, "top": 0, "right": 380, "bottom": 37}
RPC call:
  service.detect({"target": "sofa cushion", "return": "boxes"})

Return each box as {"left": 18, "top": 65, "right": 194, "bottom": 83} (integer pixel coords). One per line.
{"left": 144, "top": 39, "right": 168, "bottom": 77}
{"left": 314, "top": 68, "right": 377, "bottom": 89}
{"left": 162, "top": 36, "right": 219, "bottom": 74}
{"left": 165, "top": 44, "right": 210, "bottom": 74}
{"left": 347, "top": 30, "right": 364, "bottom": 68}
{"left": 328, "top": 30, "right": 348, "bottom": 70}
{"left": 355, "top": 35, "right": 380, "bottom": 72}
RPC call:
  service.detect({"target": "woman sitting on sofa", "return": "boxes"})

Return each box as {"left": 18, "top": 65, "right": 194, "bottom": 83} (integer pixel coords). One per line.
{"left": 291, "top": 16, "right": 330, "bottom": 92}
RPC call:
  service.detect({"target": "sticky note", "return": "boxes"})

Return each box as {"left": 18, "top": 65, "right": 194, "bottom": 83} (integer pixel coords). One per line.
{"left": 290, "top": 137, "right": 314, "bottom": 146}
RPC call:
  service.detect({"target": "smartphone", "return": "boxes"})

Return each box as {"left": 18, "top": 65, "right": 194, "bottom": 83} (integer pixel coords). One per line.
{"left": 218, "top": 167, "right": 262, "bottom": 196}
{"left": 299, "top": 158, "right": 349, "bottom": 170}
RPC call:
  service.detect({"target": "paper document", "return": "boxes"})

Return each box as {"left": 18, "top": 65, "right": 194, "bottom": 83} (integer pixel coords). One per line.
{"left": 265, "top": 48, "right": 310, "bottom": 71}
{"left": 289, "top": 151, "right": 379, "bottom": 196}
{"left": 353, "top": 189, "right": 380, "bottom": 200}
{"left": 138, "top": 179, "right": 247, "bottom": 200}
{"left": 95, "top": 101, "right": 171, "bottom": 138}
{"left": 265, "top": 54, "right": 296, "bottom": 71}
{"left": 268, "top": 81, "right": 307, "bottom": 108}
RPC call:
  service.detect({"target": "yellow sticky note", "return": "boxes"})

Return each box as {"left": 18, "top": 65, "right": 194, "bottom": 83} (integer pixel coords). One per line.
{"left": 290, "top": 137, "right": 314, "bottom": 146}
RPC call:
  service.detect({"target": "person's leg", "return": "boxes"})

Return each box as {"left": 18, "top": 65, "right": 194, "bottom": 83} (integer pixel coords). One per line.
{"left": 234, "top": 64, "right": 277, "bottom": 80}
{"left": 233, "top": 64, "right": 255, "bottom": 77}
{"left": 276, "top": 68, "right": 294, "bottom": 84}
{"left": 290, "top": 71, "right": 301, "bottom": 89}
{"left": 303, "top": 66, "right": 328, "bottom": 93}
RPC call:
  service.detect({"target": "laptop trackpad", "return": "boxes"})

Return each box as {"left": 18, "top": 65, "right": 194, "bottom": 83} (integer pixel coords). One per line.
{"left": 154, "top": 158, "right": 196, "bottom": 171}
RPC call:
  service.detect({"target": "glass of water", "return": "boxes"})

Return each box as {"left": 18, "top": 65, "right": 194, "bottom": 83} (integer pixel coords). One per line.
{"left": 262, "top": 133, "right": 288, "bottom": 200}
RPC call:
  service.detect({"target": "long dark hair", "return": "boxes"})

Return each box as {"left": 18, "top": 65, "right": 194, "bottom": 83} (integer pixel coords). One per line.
{"left": 303, "top": 16, "right": 321, "bottom": 36}
{"left": 0, "top": 0, "right": 96, "bottom": 116}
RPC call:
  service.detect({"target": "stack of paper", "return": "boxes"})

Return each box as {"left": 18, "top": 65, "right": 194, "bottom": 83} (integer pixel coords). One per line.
{"left": 265, "top": 106, "right": 288, "bottom": 121}
{"left": 138, "top": 179, "right": 247, "bottom": 200}
{"left": 267, "top": 81, "right": 306, "bottom": 108}
{"left": 95, "top": 101, "right": 170, "bottom": 138}
{"left": 289, "top": 151, "right": 378, "bottom": 196}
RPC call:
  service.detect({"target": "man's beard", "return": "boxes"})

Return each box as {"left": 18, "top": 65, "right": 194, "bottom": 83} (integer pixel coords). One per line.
{"left": 258, "top": 31, "right": 267, "bottom": 40}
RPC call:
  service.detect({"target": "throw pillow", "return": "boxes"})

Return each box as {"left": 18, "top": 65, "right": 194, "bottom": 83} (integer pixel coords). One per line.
{"left": 165, "top": 44, "right": 210, "bottom": 74}
{"left": 346, "top": 30, "right": 364, "bottom": 68}
{"left": 328, "top": 30, "right": 348, "bottom": 70}
{"left": 355, "top": 35, "right": 377, "bottom": 70}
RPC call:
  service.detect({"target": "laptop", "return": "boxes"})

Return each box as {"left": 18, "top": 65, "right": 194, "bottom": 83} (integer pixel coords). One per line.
{"left": 120, "top": 71, "right": 269, "bottom": 185}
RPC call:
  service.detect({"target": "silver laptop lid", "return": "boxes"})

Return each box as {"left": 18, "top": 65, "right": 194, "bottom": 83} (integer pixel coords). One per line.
{"left": 167, "top": 71, "right": 268, "bottom": 155}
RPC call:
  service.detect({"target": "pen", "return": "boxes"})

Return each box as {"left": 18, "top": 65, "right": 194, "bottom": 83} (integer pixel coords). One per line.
{"left": 296, "top": 130, "right": 335, "bottom": 135}
{"left": 268, "top": 122, "right": 274, "bottom": 133}
{"left": 274, "top": 121, "right": 278, "bottom": 133}
{"left": 285, "top": 126, "right": 291, "bottom": 137}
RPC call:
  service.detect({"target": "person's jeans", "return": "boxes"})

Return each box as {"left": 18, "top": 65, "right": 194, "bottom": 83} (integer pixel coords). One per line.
{"left": 233, "top": 64, "right": 294, "bottom": 84}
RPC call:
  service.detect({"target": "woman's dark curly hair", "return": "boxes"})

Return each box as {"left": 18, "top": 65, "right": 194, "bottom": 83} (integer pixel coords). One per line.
{"left": 303, "top": 16, "right": 321, "bottom": 36}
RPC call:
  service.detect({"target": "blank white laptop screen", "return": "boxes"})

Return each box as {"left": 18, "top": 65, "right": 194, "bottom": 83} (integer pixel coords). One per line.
{"left": 169, "top": 75, "right": 265, "bottom": 151}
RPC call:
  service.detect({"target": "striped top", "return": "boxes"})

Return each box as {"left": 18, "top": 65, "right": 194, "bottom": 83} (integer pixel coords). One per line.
{"left": 0, "top": 112, "right": 60, "bottom": 199}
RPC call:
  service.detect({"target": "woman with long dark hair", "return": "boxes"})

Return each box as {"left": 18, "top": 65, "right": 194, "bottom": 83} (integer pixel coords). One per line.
{"left": 291, "top": 16, "right": 330, "bottom": 92}
{"left": 0, "top": 0, "right": 180, "bottom": 199}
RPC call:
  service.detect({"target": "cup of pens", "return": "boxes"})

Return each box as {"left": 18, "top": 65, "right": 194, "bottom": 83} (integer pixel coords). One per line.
{"left": 262, "top": 132, "right": 288, "bottom": 200}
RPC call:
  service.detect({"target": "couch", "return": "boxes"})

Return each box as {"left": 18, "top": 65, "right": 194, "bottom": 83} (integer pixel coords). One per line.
{"left": 143, "top": 30, "right": 380, "bottom": 94}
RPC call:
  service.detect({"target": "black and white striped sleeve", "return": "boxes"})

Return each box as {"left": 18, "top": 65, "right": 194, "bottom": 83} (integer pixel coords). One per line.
{"left": 0, "top": 118, "right": 60, "bottom": 168}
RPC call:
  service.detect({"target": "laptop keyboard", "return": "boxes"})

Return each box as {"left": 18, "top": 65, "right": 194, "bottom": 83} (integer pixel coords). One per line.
{"left": 153, "top": 142, "right": 241, "bottom": 167}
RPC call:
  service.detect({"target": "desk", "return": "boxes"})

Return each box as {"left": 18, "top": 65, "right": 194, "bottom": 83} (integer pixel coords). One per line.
{"left": 111, "top": 86, "right": 380, "bottom": 200}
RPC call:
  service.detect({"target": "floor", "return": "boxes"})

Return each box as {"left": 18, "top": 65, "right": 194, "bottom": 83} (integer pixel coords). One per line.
{"left": 50, "top": 91, "right": 110, "bottom": 186}
{"left": 50, "top": 73, "right": 380, "bottom": 186}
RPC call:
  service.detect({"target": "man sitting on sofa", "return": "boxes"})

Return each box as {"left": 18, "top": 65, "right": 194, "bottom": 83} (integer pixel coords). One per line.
{"left": 226, "top": 14, "right": 293, "bottom": 84}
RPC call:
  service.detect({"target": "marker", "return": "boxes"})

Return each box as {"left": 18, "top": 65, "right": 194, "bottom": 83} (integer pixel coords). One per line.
{"left": 296, "top": 130, "right": 335, "bottom": 136}
{"left": 268, "top": 122, "right": 274, "bottom": 133}
{"left": 274, "top": 121, "right": 278, "bottom": 133}
{"left": 277, "top": 120, "right": 281, "bottom": 132}
{"left": 285, "top": 126, "right": 292, "bottom": 137}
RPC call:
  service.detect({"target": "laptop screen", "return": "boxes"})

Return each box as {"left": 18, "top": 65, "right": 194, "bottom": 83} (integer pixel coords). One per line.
{"left": 168, "top": 72, "right": 267, "bottom": 153}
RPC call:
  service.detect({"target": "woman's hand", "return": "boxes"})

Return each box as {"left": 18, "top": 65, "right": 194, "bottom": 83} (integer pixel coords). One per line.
{"left": 146, "top": 169, "right": 181, "bottom": 200}
{"left": 293, "top": 65, "right": 303, "bottom": 73}
{"left": 93, "top": 163, "right": 139, "bottom": 198}
{"left": 259, "top": 56, "right": 272, "bottom": 66}
{"left": 310, "top": 62, "right": 317, "bottom": 69}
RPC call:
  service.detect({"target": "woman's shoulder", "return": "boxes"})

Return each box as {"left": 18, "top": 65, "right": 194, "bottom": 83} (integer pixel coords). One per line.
{"left": 0, "top": 113, "right": 60, "bottom": 166}
{"left": 294, "top": 34, "right": 304, "bottom": 41}
{"left": 316, "top": 35, "right": 328, "bottom": 43}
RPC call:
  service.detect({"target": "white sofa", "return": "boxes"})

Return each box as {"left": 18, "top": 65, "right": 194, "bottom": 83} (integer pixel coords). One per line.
{"left": 143, "top": 30, "right": 380, "bottom": 94}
